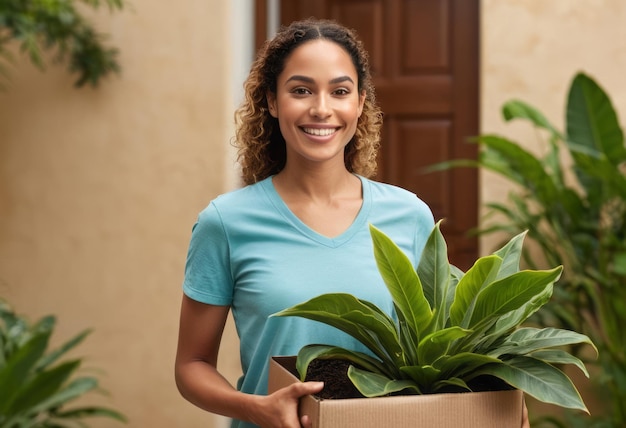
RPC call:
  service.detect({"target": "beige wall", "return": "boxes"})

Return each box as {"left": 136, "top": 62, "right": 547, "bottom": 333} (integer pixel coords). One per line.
{"left": 0, "top": 1, "right": 625, "bottom": 427}
{"left": 0, "top": 1, "right": 236, "bottom": 427}
{"left": 481, "top": 0, "right": 626, "bottom": 253}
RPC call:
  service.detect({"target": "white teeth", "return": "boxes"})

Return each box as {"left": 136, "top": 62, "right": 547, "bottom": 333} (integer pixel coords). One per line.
{"left": 303, "top": 127, "right": 336, "bottom": 136}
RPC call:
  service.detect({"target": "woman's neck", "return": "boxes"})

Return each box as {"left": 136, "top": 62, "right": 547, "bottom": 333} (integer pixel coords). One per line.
{"left": 273, "top": 163, "right": 360, "bottom": 203}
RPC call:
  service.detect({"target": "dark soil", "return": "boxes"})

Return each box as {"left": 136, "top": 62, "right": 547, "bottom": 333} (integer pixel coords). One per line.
{"left": 301, "top": 359, "right": 513, "bottom": 399}
{"left": 302, "top": 359, "right": 365, "bottom": 399}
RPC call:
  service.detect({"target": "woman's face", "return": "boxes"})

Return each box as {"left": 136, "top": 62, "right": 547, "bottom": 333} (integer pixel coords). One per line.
{"left": 267, "top": 39, "right": 365, "bottom": 170}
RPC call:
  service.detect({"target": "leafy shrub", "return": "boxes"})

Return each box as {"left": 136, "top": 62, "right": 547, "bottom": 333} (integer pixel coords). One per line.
{"left": 0, "top": 300, "right": 126, "bottom": 427}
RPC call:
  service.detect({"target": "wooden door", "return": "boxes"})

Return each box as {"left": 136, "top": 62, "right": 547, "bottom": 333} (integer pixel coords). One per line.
{"left": 257, "top": 0, "right": 479, "bottom": 270}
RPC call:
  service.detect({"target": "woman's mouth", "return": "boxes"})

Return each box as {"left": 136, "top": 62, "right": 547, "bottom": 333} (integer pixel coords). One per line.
{"left": 301, "top": 127, "right": 338, "bottom": 137}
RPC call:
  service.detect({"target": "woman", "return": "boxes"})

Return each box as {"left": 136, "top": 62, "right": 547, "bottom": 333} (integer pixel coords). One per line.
{"left": 175, "top": 18, "right": 528, "bottom": 428}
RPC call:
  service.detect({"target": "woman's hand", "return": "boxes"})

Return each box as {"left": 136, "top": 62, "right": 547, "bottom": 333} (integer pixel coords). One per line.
{"left": 252, "top": 381, "right": 324, "bottom": 428}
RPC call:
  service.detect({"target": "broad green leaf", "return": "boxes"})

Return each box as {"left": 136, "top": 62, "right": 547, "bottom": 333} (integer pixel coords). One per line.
{"left": 273, "top": 293, "right": 401, "bottom": 366}
{"left": 502, "top": 99, "right": 564, "bottom": 140}
{"left": 566, "top": 72, "right": 626, "bottom": 165}
{"left": 469, "top": 267, "right": 562, "bottom": 328}
{"left": 417, "top": 326, "right": 472, "bottom": 365}
{"left": 8, "top": 359, "right": 81, "bottom": 416}
{"left": 30, "top": 377, "right": 99, "bottom": 415}
{"left": 483, "top": 287, "right": 552, "bottom": 349}
{"left": 492, "top": 231, "right": 526, "bottom": 279}
{"left": 348, "top": 366, "right": 420, "bottom": 397}
{"left": 436, "top": 352, "right": 502, "bottom": 379}
{"left": 370, "top": 224, "right": 432, "bottom": 340}
{"left": 475, "top": 357, "right": 588, "bottom": 412}
{"left": 416, "top": 221, "right": 451, "bottom": 331}
{"left": 477, "top": 135, "right": 561, "bottom": 204}
{"left": 490, "top": 327, "right": 597, "bottom": 358}
{"left": 296, "top": 345, "right": 394, "bottom": 381}
{"left": 35, "top": 329, "right": 91, "bottom": 372}
{"left": 399, "top": 365, "right": 440, "bottom": 388}
{"left": 450, "top": 255, "right": 503, "bottom": 328}
{"left": 0, "top": 329, "right": 51, "bottom": 414}
{"left": 529, "top": 349, "right": 589, "bottom": 378}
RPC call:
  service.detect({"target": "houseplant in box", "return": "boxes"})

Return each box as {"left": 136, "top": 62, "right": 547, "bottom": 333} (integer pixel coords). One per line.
{"left": 0, "top": 299, "right": 126, "bottom": 427}
{"left": 274, "top": 222, "right": 596, "bottom": 415}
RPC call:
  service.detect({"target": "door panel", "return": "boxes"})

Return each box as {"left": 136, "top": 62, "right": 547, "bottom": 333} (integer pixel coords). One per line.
{"left": 263, "top": 0, "right": 479, "bottom": 269}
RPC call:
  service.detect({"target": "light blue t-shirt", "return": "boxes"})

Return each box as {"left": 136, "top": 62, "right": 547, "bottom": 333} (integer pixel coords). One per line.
{"left": 183, "top": 175, "right": 434, "bottom": 428}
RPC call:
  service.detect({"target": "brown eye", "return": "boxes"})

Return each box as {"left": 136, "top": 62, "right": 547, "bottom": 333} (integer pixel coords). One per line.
{"left": 292, "top": 87, "right": 311, "bottom": 95}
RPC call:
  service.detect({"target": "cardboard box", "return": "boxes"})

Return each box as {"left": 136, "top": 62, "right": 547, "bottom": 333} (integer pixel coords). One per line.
{"left": 268, "top": 356, "right": 524, "bottom": 428}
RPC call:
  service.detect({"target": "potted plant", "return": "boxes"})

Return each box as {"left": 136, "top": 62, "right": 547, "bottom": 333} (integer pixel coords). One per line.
{"left": 273, "top": 222, "right": 595, "bottom": 422}
{"left": 0, "top": 299, "right": 126, "bottom": 427}
{"left": 430, "top": 71, "right": 625, "bottom": 427}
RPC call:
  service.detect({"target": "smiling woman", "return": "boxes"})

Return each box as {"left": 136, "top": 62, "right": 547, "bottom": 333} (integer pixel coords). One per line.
{"left": 173, "top": 18, "right": 526, "bottom": 428}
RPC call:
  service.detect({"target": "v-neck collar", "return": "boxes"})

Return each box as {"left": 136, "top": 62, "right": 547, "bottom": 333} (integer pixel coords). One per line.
{"left": 260, "top": 175, "right": 371, "bottom": 248}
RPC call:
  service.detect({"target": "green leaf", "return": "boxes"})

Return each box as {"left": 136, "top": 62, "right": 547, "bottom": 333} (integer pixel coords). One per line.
{"left": 30, "top": 377, "right": 99, "bottom": 415}
{"left": 566, "top": 72, "right": 626, "bottom": 165}
{"left": 348, "top": 366, "right": 420, "bottom": 397}
{"left": 399, "top": 365, "right": 441, "bottom": 389}
{"left": 0, "top": 329, "right": 51, "bottom": 414}
{"left": 416, "top": 221, "right": 452, "bottom": 331}
{"left": 528, "top": 349, "right": 589, "bottom": 378}
{"left": 296, "top": 345, "right": 394, "bottom": 380}
{"left": 502, "top": 99, "right": 564, "bottom": 140}
{"left": 36, "top": 329, "right": 91, "bottom": 372}
{"left": 492, "top": 230, "right": 526, "bottom": 279}
{"left": 436, "top": 352, "right": 502, "bottom": 379}
{"left": 370, "top": 224, "right": 433, "bottom": 341}
{"left": 490, "top": 327, "right": 597, "bottom": 358}
{"left": 273, "top": 293, "right": 401, "bottom": 366}
{"left": 476, "top": 357, "right": 588, "bottom": 412}
{"left": 54, "top": 406, "right": 128, "bottom": 422}
{"left": 477, "top": 135, "right": 561, "bottom": 205}
{"left": 8, "top": 359, "right": 81, "bottom": 416}
{"left": 469, "top": 267, "right": 562, "bottom": 328}
{"left": 450, "top": 255, "right": 503, "bottom": 327}
{"left": 417, "top": 326, "right": 472, "bottom": 365}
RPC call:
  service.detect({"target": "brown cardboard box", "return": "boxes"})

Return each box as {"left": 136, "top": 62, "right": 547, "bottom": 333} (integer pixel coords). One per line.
{"left": 268, "top": 356, "right": 524, "bottom": 428}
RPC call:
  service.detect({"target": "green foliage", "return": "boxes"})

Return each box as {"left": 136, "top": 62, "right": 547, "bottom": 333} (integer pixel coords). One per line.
{"left": 274, "top": 223, "right": 596, "bottom": 412}
{"left": 0, "top": 0, "right": 125, "bottom": 88}
{"left": 432, "top": 71, "right": 626, "bottom": 427}
{"left": 0, "top": 300, "right": 127, "bottom": 427}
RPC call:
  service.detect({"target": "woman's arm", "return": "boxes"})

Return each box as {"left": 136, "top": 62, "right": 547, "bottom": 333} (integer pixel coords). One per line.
{"left": 175, "top": 295, "right": 323, "bottom": 428}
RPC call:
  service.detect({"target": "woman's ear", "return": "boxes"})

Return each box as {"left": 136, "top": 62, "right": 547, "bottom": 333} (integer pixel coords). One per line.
{"left": 266, "top": 91, "right": 278, "bottom": 118}
{"left": 358, "top": 90, "right": 366, "bottom": 117}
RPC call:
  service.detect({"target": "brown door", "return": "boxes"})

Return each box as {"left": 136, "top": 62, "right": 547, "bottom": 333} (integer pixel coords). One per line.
{"left": 257, "top": 0, "right": 479, "bottom": 270}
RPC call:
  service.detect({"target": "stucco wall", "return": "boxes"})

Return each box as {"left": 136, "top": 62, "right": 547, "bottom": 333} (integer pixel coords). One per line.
{"left": 0, "top": 1, "right": 236, "bottom": 427}
{"left": 1, "top": 1, "right": 625, "bottom": 427}
{"left": 480, "top": 0, "right": 626, "bottom": 253}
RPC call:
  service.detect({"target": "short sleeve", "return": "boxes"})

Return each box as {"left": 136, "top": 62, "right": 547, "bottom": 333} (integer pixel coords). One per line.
{"left": 182, "top": 202, "right": 234, "bottom": 306}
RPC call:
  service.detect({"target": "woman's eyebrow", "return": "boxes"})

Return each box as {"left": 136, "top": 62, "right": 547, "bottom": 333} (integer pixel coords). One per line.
{"left": 285, "top": 75, "right": 355, "bottom": 85}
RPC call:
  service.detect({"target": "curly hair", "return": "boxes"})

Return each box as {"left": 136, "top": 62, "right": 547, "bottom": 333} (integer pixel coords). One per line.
{"left": 233, "top": 18, "right": 383, "bottom": 185}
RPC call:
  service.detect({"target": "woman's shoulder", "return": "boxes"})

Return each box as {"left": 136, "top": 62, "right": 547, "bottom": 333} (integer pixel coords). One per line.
{"left": 362, "top": 177, "right": 426, "bottom": 205}
{"left": 362, "top": 176, "right": 434, "bottom": 223}
{"left": 206, "top": 177, "right": 271, "bottom": 209}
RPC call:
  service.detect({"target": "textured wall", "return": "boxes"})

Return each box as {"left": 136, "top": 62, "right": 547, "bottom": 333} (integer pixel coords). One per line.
{"left": 0, "top": 1, "right": 234, "bottom": 427}
{"left": 481, "top": 0, "right": 626, "bottom": 251}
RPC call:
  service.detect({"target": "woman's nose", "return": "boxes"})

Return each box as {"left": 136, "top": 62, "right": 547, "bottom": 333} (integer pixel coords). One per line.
{"left": 310, "top": 95, "right": 331, "bottom": 118}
